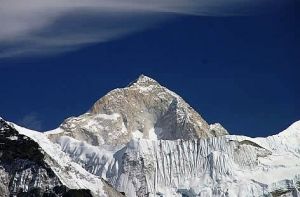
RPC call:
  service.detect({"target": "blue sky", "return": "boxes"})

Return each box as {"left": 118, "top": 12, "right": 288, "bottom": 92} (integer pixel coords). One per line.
{"left": 0, "top": 1, "right": 299, "bottom": 137}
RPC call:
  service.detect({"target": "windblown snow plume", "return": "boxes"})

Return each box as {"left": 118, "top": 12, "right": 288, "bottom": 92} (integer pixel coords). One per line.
{"left": 0, "top": 0, "right": 289, "bottom": 58}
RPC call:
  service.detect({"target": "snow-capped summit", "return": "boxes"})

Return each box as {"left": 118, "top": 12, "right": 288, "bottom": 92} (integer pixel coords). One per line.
{"left": 128, "top": 74, "right": 159, "bottom": 87}
{"left": 58, "top": 75, "right": 221, "bottom": 147}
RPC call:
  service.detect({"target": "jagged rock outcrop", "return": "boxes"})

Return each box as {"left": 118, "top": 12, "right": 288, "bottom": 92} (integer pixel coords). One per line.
{"left": 0, "top": 119, "right": 73, "bottom": 196}
{"left": 0, "top": 118, "right": 62, "bottom": 196}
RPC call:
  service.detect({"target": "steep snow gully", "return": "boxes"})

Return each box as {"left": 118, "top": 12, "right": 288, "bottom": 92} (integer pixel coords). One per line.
{"left": 1, "top": 75, "right": 300, "bottom": 197}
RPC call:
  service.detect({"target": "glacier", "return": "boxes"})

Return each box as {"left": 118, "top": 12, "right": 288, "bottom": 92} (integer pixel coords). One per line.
{"left": 47, "top": 124, "right": 300, "bottom": 196}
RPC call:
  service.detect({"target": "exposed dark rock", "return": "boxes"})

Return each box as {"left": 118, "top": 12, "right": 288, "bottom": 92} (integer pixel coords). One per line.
{"left": 0, "top": 119, "right": 62, "bottom": 196}
{"left": 62, "top": 189, "right": 93, "bottom": 197}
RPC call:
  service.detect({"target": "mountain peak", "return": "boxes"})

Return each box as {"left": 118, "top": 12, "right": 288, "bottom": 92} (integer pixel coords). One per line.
{"left": 4, "top": 76, "right": 300, "bottom": 197}
{"left": 128, "top": 74, "right": 160, "bottom": 87}
{"left": 61, "top": 75, "right": 216, "bottom": 146}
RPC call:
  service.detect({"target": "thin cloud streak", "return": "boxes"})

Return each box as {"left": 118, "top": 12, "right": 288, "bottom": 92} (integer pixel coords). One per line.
{"left": 18, "top": 112, "right": 43, "bottom": 131}
{"left": 0, "top": 0, "right": 290, "bottom": 58}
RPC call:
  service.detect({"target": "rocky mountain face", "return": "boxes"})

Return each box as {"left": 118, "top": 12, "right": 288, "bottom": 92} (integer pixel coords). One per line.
{"left": 1, "top": 75, "right": 300, "bottom": 197}
{"left": 58, "top": 75, "right": 227, "bottom": 147}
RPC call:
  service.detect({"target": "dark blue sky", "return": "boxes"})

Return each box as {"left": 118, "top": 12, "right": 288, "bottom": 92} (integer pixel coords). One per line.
{"left": 0, "top": 5, "right": 299, "bottom": 137}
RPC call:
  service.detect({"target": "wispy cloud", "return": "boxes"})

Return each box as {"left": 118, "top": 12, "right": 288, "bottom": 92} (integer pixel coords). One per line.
{"left": 18, "top": 112, "right": 43, "bottom": 131}
{"left": 0, "top": 0, "right": 289, "bottom": 58}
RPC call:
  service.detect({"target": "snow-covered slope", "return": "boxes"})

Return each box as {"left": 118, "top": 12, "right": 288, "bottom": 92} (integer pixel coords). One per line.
{"left": 11, "top": 123, "right": 124, "bottom": 197}
{"left": 0, "top": 118, "right": 124, "bottom": 197}
{"left": 1, "top": 75, "right": 300, "bottom": 197}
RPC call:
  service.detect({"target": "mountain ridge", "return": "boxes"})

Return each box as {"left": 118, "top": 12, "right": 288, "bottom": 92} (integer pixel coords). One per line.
{"left": 1, "top": 75, "right": 300, "bottom": 196}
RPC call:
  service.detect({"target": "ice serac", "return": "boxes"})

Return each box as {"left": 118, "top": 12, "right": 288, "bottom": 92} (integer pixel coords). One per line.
{"left": 59, "top": 75, "right": 222, "bottom": 147}
{"left": 52, "top": 123, "right": 300, "bottom": 196}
